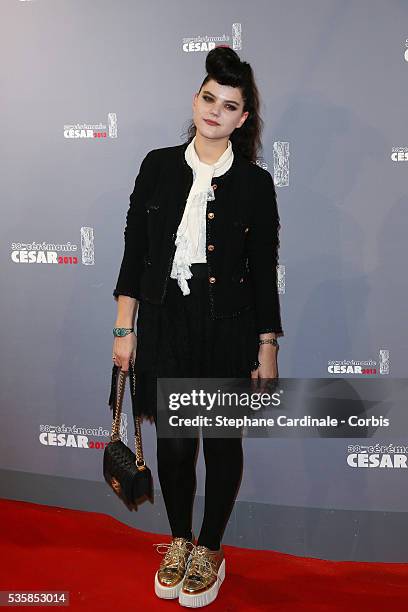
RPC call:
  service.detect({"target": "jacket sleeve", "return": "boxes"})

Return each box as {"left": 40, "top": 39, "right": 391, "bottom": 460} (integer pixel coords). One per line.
{"left": 113, "top": 150, "right": 157, "bottom": 300}
{"left": 247, "top": 168, "right": 283, "bottom": 335}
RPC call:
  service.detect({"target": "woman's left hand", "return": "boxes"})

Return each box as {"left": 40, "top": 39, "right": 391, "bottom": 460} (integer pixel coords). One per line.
{"left": 251, "top": 344, "right": 278, "bottom": 380}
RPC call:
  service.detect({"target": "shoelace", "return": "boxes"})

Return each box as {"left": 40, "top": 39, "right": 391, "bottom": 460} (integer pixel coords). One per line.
{"left": 153, "top": 539, "right": 193, "bottom": 569}
{"left": 186, "top": 546, "right": 219, "bottom": 581}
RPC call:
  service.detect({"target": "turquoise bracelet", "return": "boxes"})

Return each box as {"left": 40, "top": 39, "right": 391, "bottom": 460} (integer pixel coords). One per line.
{"left": 113, "top": 327, "right": 134, "bottom": 337}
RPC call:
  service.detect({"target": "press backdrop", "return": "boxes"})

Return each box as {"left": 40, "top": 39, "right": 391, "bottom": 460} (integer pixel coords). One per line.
{"left": 1, "top": 0, "right": 408, "bottom": 561}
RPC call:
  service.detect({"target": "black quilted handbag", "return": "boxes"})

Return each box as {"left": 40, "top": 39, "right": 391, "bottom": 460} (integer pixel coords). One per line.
{"left": 103, "top": 360, "right": 154, "bottom": 511}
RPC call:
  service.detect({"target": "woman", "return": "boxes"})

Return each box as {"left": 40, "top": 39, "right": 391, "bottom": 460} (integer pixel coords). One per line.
{"left": 111, "top": 47, "right": 283, "bottom": 608}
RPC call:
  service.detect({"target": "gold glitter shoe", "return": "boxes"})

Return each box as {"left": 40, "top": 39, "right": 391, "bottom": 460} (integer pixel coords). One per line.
{"left": 178, "top": 544, "right": 225, "bottom": 608}
{"left": 153, "top": 536, "right": 195, "bottom": 599}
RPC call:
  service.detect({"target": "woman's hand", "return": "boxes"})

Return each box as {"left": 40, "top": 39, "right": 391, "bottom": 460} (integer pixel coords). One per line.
{"left": 112, "top": 333, "right": 155, "bottom": 424}
{"left": 251, "top": 343, "right": 278, "bottom": 381}
{"left": 112, "top": 333, "right": 137, "bottom": 372}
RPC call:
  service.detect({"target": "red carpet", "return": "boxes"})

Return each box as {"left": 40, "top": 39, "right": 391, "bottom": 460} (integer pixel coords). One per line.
{"left": 1, "top": 498, "right": 407, "bottom": 611}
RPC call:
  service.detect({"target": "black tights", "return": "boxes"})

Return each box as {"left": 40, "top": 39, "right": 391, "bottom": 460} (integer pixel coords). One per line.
{"left": 154, "top": 419, "right": 243, "bottom": 551}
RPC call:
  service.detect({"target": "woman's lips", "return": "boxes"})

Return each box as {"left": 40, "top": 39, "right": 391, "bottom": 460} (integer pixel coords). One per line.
{"left": 204, "top": 119, "right": 220, "bottom": 126}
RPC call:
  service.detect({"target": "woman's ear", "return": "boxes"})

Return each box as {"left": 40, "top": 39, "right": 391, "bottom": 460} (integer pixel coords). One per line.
{"left": 237, "top": 110, "right": 249, "bottom": 129}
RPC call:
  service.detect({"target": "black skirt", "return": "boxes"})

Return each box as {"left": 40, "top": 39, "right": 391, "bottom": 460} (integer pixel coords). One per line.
{"left": 133, "top": 263, "right": 260, "bottom": 419}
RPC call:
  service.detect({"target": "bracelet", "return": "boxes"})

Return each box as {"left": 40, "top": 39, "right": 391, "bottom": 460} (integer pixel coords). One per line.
{"left": 259, "top": 338, "right": 279, "bottom": 346}
{"left": 113, "top": 327, "right": 134, "bottom": 337}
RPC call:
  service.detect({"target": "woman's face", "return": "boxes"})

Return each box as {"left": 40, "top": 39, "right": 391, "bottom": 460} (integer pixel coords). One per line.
{"left": 192, "top": 78, "right": 249, "bottom": 141}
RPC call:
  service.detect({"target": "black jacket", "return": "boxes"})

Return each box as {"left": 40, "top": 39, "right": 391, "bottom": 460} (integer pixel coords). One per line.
{"left": 113, "top": 141, "right": 283, "bottom": 335}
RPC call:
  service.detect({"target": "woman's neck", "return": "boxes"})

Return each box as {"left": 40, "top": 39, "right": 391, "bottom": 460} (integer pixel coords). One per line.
{"left": 193, "top": 132, "right": 230, "bottom": 164}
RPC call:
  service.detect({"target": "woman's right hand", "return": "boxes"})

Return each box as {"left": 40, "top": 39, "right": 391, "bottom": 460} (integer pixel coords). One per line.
{"left": 112, "top": 333, "right": 137, "bottom": 372}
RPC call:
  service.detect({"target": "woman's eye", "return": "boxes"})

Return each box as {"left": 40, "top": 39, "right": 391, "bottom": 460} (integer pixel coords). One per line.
{"left": 202, "top": 95, "right": 236, "bottom": 111}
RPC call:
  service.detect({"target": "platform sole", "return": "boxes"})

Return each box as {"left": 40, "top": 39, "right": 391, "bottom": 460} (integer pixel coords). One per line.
{"left": 178, "top": 558, "right": 226, "bottom": 608}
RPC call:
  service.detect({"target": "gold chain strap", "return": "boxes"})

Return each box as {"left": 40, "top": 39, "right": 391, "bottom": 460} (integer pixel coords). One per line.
{"left": 110, "top": 364, "right": 146, "bottom": 472}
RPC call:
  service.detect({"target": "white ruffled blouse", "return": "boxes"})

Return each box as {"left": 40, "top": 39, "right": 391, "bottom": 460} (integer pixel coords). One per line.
{"left": 170, "top": 136, "right": 234, "bottom": 295}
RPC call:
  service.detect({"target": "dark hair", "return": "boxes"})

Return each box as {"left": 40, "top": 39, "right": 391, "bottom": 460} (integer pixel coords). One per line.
{"left": 182, "top": 46, "right": 263, "bottom": 163}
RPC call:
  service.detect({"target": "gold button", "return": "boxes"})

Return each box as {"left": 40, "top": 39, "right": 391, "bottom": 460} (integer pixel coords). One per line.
{"left": 207, "top": 244, "right": 215, "bottom": 251}
{"left": 209, "top": 276, "right": 216, "bottom": 284}
{"left": 244, "top": 226, "right": 249, "bottom": 233}
{"left": 208, "top": 212, "right": 215, "bottom": 219}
